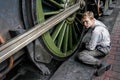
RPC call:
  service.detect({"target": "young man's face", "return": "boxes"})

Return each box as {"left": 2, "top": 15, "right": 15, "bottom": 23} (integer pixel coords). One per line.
{"left": 82, "top": 17, "right": 94, "bottom": 28}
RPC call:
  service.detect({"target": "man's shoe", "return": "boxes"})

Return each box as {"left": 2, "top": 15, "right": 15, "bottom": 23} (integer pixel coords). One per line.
{"left": 95, "top": 62, "right": 111, "bottom": 76}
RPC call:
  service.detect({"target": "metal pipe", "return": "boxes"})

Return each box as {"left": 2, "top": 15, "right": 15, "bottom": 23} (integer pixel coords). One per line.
{"left": 0, "top": 56, "right": 14, "bottom": 79}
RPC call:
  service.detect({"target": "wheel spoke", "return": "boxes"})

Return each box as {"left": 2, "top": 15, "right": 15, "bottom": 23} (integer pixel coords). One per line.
{"left": 63, "top": 23, "right": 69, "bottom": 53}
{"left": 75, "top": 17, "right": 82, "bottom": 24}
{"left": 42, "top": 1, "right": 58, "bottom": 10}
{"left": 51, "top": 21, "right": 65, "bottom": 41}
{"left": 68, "top": 24, "right": 73, "bottom": 49}
{"left": 49, "top": 0, "right": 64, "bottom": 8}
{"left": 57, "top": 22, "right": 67, "bottom": 49}
{"left": 44, "top": 9, "right": 63, "bottom": 16}
{"left": 74, "top": 21, "right": 81, "bottom": 33}
{"left": 72, "top": 24, "right": 77, "bottom": 43}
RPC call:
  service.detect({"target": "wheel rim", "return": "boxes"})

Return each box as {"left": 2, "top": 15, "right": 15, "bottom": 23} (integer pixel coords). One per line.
{"left": 33, "top": 0, "right": 82, "bottom": 58}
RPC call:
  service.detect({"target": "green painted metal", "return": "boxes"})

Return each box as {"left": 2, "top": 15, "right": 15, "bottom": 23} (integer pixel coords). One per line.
{"left": 51, "top": 21, "right": 65, "bottom": 41}
{"left": 72, "top": 24, "right": 77, "bottom": 42}
{"left": 49, "top": 0, "right": 63, "bottom": 8}
{"left": 103, "top": 0, "right": 109, "bottom": 14}
{"left": 44, "top": 10, "right": 63, "bottom": 16}
{"left": 63, "top": 24, "right": 69, "bottom": 52}
{"left": 109, "top": 0, "right": 112, "bottom": 5}
{"left": 69, "top": 24, "right": 73, "bottom": 50}
{"left": 36, "top": 0, "right": 81, "bottom": 58}
{"left": 36, "top": 0, "right": 44, "bottom": 23}
{"left": 57, "top": 22, "right": 67, "bottom": 49}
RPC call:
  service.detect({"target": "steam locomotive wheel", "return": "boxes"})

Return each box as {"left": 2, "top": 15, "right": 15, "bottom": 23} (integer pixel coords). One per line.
{"left": 22, "top": 0, "right": 83, "bottom": 60}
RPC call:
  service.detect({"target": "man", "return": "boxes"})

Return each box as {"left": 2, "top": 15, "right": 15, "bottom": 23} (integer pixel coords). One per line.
{"left": 78, "top": 11, "right": 111, "bottom": 76}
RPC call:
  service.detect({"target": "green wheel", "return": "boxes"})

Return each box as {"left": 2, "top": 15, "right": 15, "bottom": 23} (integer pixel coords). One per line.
{"left": 22, "top": 0, "right": 84, "bottom": 60}
{"left": 34, "top": 0, "right": 83, "bottom": 59}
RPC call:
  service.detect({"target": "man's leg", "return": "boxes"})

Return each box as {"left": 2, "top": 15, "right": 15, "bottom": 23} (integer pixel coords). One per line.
{"left": 77, "top": 50, "right": 103, "bottom": 66}
{"left": 77, "top": 50, "right": 111, "bottom": 76}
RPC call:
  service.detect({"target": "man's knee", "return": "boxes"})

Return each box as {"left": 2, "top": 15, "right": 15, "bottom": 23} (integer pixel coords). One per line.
{"left": 77, "top": 51, "right": 88, "bottom": 61}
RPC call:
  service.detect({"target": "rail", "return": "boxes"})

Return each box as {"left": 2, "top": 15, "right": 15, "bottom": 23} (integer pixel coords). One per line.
{"left": 0, "top": 3, "right": 81, "bottom": 63}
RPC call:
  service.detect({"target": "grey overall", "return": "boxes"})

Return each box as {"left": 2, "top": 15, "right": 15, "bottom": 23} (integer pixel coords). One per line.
{"left": 78, "top": 20, "right": 111, "bottom": 66}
